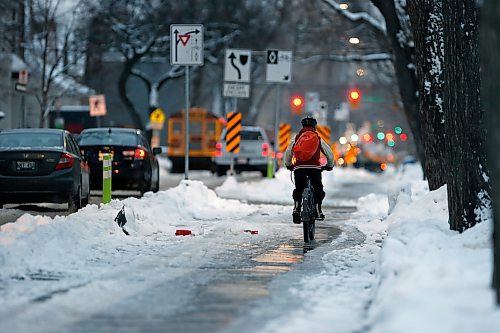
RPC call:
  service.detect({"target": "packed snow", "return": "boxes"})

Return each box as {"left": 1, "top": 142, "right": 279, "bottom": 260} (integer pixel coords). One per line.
{"left": 1, "top": 162, "right": 499, "bottom": 332}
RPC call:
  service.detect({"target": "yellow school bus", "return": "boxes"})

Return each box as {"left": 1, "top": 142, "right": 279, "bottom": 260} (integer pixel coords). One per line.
{"left": 167, "top": 107, "right": 223, "bottom": 173}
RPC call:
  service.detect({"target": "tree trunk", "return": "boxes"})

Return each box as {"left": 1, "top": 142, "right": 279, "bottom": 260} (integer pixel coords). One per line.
{"left": 371, "top": 0, "right": 426, "bottom": 179}
{"left": 407, "top": 0, "right": 447, "bottom": 191}
{"left": 480, "top": 0, "right": 500, "bottom": 304}
{"left": 118, "top": 57, "right": 145, "bottom": 129}
{"left": 442, "top": 0, "right": 490, "bottom": 232}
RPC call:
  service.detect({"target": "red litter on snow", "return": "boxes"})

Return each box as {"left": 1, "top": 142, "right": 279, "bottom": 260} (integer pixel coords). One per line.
{"left": 244, "top": 229, "right": 259, "bottom": 235}
{"left": 175, "top": 229, "right": 192, "bottom": 236}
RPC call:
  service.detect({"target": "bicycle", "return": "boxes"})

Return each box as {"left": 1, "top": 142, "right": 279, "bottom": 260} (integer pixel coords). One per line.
{"left": 301, "top": 177, "right": 316, "bottom": 243}
{"left": 299, "top": 166, "right": 330, "bottom": 244}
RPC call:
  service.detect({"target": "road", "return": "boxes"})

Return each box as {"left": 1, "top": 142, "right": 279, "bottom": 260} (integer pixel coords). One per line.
{"left": 0, "top": 168, "right": 386, "bottom": 333}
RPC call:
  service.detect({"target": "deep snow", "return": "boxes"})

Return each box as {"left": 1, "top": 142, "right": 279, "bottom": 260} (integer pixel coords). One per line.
{"left": 1, "top": 163, "right": 499, "bottom": 332}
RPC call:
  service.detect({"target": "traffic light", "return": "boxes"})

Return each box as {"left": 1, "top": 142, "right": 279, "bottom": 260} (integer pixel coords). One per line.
{"left": 291, "top": 95, "right": 304, "bottom": 115}
{"left": 348, "top": 88, "right": 361, "bottom": 109}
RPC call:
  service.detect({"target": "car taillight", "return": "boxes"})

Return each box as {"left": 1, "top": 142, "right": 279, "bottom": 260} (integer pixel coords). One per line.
{"left": 262, "top": 143, "right": 269, "bottom": 157}
{"left": 215, "top": 143, "right": 223, "bottom": 157}
{"left": 55, "top": 153, "right": 74, "bottom": 170}
{"left": 122, "top": 148, "right": 146, "bottom": 160}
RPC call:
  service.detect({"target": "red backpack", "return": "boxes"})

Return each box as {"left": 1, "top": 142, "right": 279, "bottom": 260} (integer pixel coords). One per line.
{"left": 292, "top": 130, "right": 320, "bottom": 161}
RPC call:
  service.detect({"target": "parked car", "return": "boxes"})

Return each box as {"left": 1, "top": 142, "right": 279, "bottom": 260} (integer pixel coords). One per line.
{"left": 213, "top": 126, "right": 271, "bottom": 177}
{"left": 78, "top": 127, "right": 160, "bottom": 195}
{"left": 0, "top": 128, "right": 90, "bottom": 212}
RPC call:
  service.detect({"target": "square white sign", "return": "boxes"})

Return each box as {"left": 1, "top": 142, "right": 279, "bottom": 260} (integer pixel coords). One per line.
{"left": 224, "top": 49, "right": 251, "bottom": 83}
{"left": 170, "top": 24, "right": 204, "bottom": 65}
{"left": 266, "top": 50, "right": 292, "bottom": 83}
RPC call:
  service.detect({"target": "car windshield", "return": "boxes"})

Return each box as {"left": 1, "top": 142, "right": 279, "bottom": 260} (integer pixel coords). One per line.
{"left": 78, "top": 131, "right": 138, "bottom": 146}
{"left": 223, "top": 130, "right": 264, "bottom": 141}
{"left": 240, "top": 130, "right": 263, "bottom": 141}
{"left": 0, "top": 132, "right": 62, "bottom": 149}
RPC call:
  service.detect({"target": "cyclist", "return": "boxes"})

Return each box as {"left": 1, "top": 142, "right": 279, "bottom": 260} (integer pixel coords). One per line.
{"left": 284, "top": 116, "right": 334, "bottom": 224}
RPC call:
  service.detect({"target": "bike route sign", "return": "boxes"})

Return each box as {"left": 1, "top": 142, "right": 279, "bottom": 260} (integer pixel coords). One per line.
{"left": 170, "top": 24, "right": 204, "bottom": 65}
{"left": 266, "top": 50, "right": 292, "bottom": 83}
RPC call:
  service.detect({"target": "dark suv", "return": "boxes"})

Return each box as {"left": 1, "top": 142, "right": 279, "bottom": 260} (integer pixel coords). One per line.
{"left": 78, "top": 128, "right": 160, "bottom": 195}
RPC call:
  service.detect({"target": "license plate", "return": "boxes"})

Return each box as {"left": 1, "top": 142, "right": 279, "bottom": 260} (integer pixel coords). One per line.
{"left": 98, "top": 151, "right": 114, "bottom": 161}
{"left": 16, "top": 161, "right": 36, "bottom": 171}
{"left": 236, "top": 158, "right": 248, "bottom": 164}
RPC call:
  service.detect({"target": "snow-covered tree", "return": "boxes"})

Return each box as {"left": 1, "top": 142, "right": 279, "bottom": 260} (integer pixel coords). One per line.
{"left": 25, "top": 0, "right": 90, "bottom": 126}
{"left": 480, "top": 0, "right": 500, "bottom": 304}
{"left": 81, "top": 0, "right": 286, "bottom": 129}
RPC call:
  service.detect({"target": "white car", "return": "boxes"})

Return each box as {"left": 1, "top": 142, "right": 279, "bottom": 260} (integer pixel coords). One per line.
{"left": 213, "top": 126, "right": 271, "bottom": 177}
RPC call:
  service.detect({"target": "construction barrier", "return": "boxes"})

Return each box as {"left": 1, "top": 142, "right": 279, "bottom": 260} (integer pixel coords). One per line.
{"left": 278, "top": 122, "right": 291, "bottom": 152}
{"left": 316, "top": 125, "right": 331, "bottom": 145}
{"left": 225, "top": 112, "right": 242, "bottom": 153}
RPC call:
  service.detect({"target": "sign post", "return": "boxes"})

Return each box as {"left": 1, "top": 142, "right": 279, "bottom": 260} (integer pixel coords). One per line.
{"left": 171, "top": 24, "right": 204, "bottom": 180}
{"left": 149, "top": 108, "right": 165, "bottom": 148}
{"left": 266, "top": 50, "right": 293, "bottom": 176}
{"left": 17, "top": 69, "right": 28, "bottom": 127}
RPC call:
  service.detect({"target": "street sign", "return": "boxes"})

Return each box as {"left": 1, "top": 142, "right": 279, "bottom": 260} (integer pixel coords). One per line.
{"left": 334, "top": 102, "right": 350, "bottom": 121}
{"left": 150, "top": 108, "right": 166, "bottom": 130}
{"left": 266, "top": 50, "right": 292, "bottom": 83}
{"left": 224, "top": 49, "right": 251, "bottom": 82}
{"left": 170, "top": 24, "right": 204, "bottom": 65}
{"left": 15, "top": 83, "right": 26, "bottom": 92}
{"left": 223, "top": 83, "right": 250, "bottom": 98}
{"left": 89, "top": 95, "right": 107, "bottom": 117}
{"left": 305, "top": 91, "right": 320, "bottom": 113}
{"left": 19, "top": 69, "right": 28, "bottom": 85}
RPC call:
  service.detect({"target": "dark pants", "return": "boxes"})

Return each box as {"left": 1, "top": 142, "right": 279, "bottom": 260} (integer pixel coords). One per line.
{"left": 292, "top": 168, "right": 325, "bottom": 205}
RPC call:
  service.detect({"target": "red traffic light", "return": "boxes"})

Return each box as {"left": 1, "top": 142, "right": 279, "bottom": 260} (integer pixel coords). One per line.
{"left": 350, "top": 90, "right": 360, "bottom": 100}
{"left": 348, "top": 89, "right": 361, "bottom": 109}
{"left": 292, "top": 96, "right": 303, "bottom": 107}
{"left": 291, "top": 95, "right": 304, "bottom": 115}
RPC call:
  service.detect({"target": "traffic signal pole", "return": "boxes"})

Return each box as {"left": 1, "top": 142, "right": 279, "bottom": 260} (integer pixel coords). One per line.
{"left": 273, "top": 85, "right": 282, "bottom": 175}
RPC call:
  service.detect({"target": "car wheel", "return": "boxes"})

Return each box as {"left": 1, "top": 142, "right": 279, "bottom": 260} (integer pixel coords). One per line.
{"left": 81, "top": 189, "right": 90, "bottom": 207}
{"left": 68, "top": 185, "right": 82, "bottom": 213}
{"left": 216, "top": 165, "right": 227, "bottom": 177}
{"left": 260, "top": 168, "right": 268, "bottom": 177}
{"left": 152, "top": 168, "right": 160, "bottom": 193}
{"left": 140, "top": 171, "right": 152, "bottom": 197}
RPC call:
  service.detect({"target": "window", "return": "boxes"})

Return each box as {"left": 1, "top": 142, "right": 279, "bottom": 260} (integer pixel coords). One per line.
{"left": 79, "top": 131, "right": 138, "bottom": 146}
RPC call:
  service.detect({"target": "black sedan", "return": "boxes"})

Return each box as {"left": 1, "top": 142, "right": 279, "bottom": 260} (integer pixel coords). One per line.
{"left": 78, "top": 128, "right": 160, "bottom": 195}
{"left": 0, "top": 128, "right": 90, "bottom": 212}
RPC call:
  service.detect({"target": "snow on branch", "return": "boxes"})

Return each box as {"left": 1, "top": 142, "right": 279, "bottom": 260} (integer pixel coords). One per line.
{"left": 321, "top": 0, "right": 386, "bottom": 34}
{"left": 298, "top": 52, "right": 392, "bottom": 64}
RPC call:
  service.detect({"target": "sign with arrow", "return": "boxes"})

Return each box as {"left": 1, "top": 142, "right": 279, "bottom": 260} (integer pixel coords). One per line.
{"left": 266, "top": 50, "right": 292, "bottom": 83}
{"left": 224, "top": 49, "right": 251, "bottom": 83}
{"left": 170, "top": 24, "right": 204, "bottom": 65}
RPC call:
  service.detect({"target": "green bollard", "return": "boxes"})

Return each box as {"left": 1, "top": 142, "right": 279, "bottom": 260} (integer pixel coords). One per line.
{"left": 267, "top": 155, "right": 274, "bottom": 178}
{"left": 102, "top": 153, "right": 112, "bottom": 204}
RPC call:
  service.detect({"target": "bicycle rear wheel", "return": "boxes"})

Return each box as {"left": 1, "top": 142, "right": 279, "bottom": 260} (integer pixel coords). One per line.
{"left": 302, "top": 187, "right": 316, "bottom": 243}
